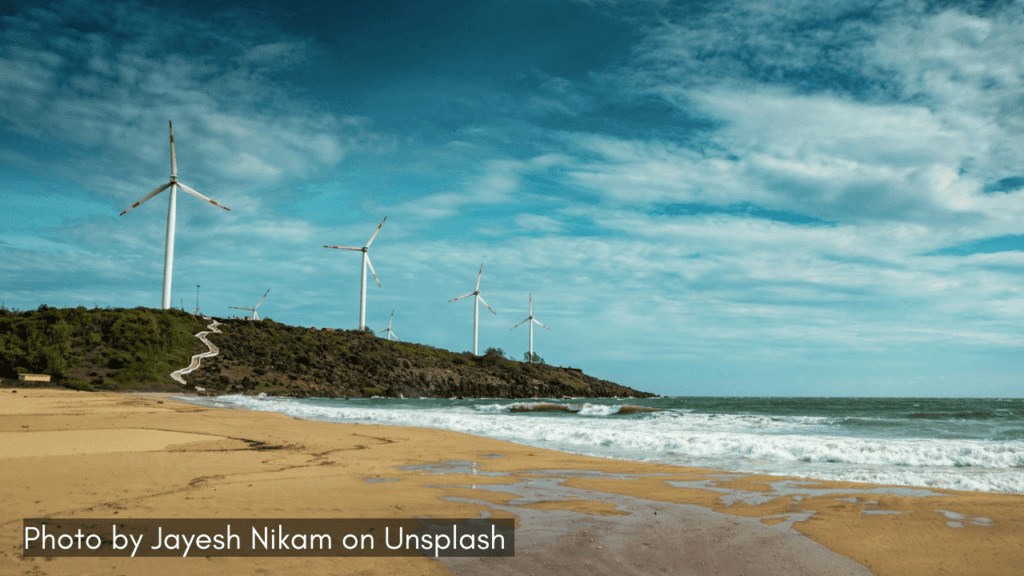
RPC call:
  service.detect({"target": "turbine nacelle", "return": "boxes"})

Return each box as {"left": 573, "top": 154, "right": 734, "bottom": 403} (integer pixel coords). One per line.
{"left": 119, "top": 122, "right": 231, "bottom": 217}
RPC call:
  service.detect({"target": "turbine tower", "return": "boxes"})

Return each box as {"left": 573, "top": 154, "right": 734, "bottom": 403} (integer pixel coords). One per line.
{"left": 229, "top": 289, "right": 270, "bottom": 320}
{"left": 511, "top": 293, "right": 549, "bottom": 363}
{"left": 375, "top": 310, "right": 399, "bottom": 341}
{"left": 119, "top": 121, "right": 231, "bottom": 310}
{"left": 324, "top": 217, "right": 386, "bottom": 331}
{"left": 449, "top": 264, "right": 496, "bottom": 355}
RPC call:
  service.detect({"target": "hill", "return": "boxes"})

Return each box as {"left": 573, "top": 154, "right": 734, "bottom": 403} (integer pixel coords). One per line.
{"left": 0, "top": 306, "right": 654, "bottom": 398}
{"left": 0, "top": 305, "right": 205, "bottom": 391}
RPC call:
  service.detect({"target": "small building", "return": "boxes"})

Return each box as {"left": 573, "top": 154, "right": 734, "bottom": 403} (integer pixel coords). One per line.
{"left": 18, "top": 374, "right": 51, "bottom": 382}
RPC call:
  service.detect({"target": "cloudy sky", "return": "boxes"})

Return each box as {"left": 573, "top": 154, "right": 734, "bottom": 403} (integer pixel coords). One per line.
{"left": 2, "top": 0, "right": 1023, "bottom": 397}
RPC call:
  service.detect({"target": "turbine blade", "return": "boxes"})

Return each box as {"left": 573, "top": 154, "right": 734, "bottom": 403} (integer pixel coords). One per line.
{"left": 388, "top": 310, "right": 394, "bottom": 329}
{"left": 475, "top": 263, "right": 483, "bottom": 291}
{"left": 449, "top": 292, "right": 474, "bottom": 302}
{"left": 365, "top": 216, "right": 387, "bottom": 248}
{"left": 255, "top": 288, "right": 270, "bottom": 308}
{"left": 478, "top": 295, "right": 496, "bottom": 314}
{"left": 365, "top": 254, "right": 381, "bottom": 287}
{"left": 228, "top": 306, "right": 251, "bottom": 310}
{"left": 533, "top": 318, "right": 550, "bottom": 330}
{"left": 119, "top": 182, "right": 171, "bottom": 216}
{"left": 391, "top": 331, "right": 399, "bottom": 341}
{"left": 323, "top": 245, "right": 362, "bottom": 251}
{"left": 511, "top": 318, "right": 529, "bottom": 330}
{"left": 177, "top": 182, "right": 231, "bottom": 211}
{"left": 169, "top": 121, "right": 177, "bottom": 177}
{"left": 375, "top": 328, "right": 387, "bottom": 335}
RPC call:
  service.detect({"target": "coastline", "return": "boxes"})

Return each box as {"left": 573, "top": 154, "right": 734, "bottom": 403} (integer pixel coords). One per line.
{"left": 2, "top": 389, "right": 1021, "bottom": 575}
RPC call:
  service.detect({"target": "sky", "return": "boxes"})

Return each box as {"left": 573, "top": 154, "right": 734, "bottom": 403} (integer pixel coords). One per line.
{"left": 2, "top": 0, "right": 1024, "bottom": 397}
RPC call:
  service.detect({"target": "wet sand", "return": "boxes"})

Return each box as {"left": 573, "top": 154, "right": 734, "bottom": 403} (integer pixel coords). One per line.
{"left": 2, "top": 389, "right": 1021, "bottom": 575}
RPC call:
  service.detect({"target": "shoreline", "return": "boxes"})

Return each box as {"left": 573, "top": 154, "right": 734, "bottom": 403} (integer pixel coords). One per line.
{"left": 184, "top": 392, "right": 1024, "bottom": 495}
{"left": 2, "top": 389, "right": 1021, "bottom": 575}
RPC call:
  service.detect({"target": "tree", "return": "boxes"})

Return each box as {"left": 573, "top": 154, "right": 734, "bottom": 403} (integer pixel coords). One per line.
{"left": 523, "top": 352, "right": 544, "bottom": 364}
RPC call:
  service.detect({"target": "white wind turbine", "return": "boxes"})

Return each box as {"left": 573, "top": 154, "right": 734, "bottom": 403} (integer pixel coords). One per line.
{"left": 511, "top": 293, "right": 549, "bottom": 363}
{"left": 375, "top": 310, "right": 399, "bottom": 341}
{"left": 229, "top": 289, "right": 270, "bottom": 321}
{"left": 120, "top": 121, "right": 231, "bottom": 310}
{"left": 449, "top": 264, "right": 496, "bottom": 355}
{"left": 324, "top": 217, "right": 386, "bottom": 331}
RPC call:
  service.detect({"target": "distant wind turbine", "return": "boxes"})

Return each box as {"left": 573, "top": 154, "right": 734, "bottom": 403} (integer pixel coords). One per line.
{"left": 119, "top": 121, "right": 230, "bottom": 310}
{"left": 229, "top": 289, "right": 270, "bottom": 321}
{"left": 511, "top": 293, "right": 549, "bottom": 363}
{"left": 324, "top": 217, "right": 386, "bottom": 331}
{"left": 375, "top": 310, "right": 399, "bottom": 341}
{"left": 449, "top": 264, "right": 496, "bottom": 355}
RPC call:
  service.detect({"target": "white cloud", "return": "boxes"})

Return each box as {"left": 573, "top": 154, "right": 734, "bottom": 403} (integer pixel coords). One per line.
{"left": 237, "top": 42, "right": 307, "bottom": 69}
{"left": 0, "top": 3, "right": 378, "bottom": 211}
{"left": 565, "top": 84, "right": 1005, "bottom": 228}
{"left": 515, "top": 213, "right": 563, "bottom": 232}
{"left": 868, "top": 8, "right": 1024, "bottom": 175}
{"left": 560, "top": 1, "right": 1024, "bottom": 253}
{"left": 393, "top": 154, "right": 572, "bottom": 220}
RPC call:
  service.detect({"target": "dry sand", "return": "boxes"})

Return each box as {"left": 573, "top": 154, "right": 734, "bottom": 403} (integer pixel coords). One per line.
{"left": 1, "top": 389, "right": 1021, "bottom": 575}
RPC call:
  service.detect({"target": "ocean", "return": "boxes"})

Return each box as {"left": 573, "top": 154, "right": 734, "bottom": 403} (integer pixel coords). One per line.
{"left": 183, "top": 395, "right": 1024, "bottom": 494}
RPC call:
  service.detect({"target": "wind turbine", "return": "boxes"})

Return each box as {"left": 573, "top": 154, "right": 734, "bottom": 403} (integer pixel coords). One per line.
{"left": 324, "top": 217, "right": 386, "bottom": 331}
{"left": 119, "top": 121, "right": 231, "bottom": 310}
{"left": 449, "top": 264, "right": 496, "bottom": 355}
{"left": 375, "top": 310, "right": 399, "bottom": 341}
{"left": 229, "top": 289, "right": 270, "bottom": 321}
{"left": 511, "top": 293, "right": 549, "bottom": 363}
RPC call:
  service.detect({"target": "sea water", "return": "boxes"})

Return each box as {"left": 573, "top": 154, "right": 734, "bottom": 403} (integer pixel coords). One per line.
{"left": 184, "top": 395, "right": 1024, "bottom": 494}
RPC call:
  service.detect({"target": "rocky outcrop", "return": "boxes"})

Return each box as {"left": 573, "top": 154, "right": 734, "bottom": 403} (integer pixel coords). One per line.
{"left": 183, "top": 318, "right": 653, "bottom": 399}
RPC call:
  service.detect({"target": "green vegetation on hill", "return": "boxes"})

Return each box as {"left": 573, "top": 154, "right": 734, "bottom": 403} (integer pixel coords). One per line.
{"left": 0, "top": 306, "right": 654, "bottom": 398}
{"left": 0, "top": 305, "right": 207, "bottom": 390}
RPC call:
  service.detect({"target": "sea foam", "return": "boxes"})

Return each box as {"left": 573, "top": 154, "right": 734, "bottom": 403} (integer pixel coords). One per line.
{"left": 186, "top": 395, "right": 1024, "bottom": 494}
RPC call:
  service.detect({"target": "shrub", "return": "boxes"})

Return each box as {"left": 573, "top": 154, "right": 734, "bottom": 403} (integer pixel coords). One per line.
{"left": 523, "top": 352, "right": 545, "bottom": 364}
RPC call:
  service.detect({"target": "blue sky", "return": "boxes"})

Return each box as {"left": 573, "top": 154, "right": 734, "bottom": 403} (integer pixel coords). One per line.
{"left": 3, "top": 0, "right": 1024, "bottom": 397}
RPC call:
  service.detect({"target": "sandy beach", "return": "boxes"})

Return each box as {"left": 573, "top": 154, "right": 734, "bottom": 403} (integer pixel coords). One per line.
{"left": 2, "top": 389, "right": 1021, "bottom": 576}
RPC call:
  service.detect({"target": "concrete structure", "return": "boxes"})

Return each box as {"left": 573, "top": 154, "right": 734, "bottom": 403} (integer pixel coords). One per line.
{"left": 18, "top": 374, "right": 51, "bottom": 382}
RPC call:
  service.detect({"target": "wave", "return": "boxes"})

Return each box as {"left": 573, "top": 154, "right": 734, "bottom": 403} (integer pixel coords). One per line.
{"left": 500, "top": 402, "right": 662, "bottom": 415}
{"left": 184, "top": 395, "right": 1024, "bottom": 493}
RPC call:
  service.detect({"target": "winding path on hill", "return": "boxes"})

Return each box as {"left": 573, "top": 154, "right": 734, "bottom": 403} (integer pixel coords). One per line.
{"left": 170, "top": 317, "right": 221, "bottom": 385}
